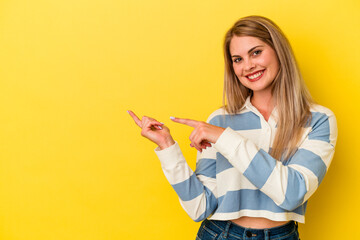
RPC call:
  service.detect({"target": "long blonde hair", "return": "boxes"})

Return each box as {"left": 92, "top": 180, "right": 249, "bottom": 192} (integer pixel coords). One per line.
{"left": 223, "top": 16, "right": 313, "bottom": 161}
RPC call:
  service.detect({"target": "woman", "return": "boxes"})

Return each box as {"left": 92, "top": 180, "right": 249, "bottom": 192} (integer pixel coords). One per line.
{"left": 128, "top": 16, "right": 337, "bottom": 240}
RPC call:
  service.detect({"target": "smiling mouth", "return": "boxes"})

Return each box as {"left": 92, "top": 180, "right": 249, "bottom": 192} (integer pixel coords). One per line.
{"left": 246, "top": 70, "right": 265, "bottom": 81}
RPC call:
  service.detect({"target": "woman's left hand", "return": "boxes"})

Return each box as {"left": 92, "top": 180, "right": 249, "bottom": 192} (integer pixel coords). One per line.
{"left": 171, "top": 117, "right": 225, "bottom": 152}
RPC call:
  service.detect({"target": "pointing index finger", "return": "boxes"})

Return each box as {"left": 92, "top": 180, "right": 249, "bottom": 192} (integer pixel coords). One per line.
{"left": 127, "top": 110, "right": 142, "bottom": 128}
{"left": 170, "top": 117, "right": 199, "bottom": 128}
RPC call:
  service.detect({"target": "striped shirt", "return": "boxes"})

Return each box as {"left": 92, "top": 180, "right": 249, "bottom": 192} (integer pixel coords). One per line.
{"left": 155, "top": 97, "right": 337, "bottom": 223}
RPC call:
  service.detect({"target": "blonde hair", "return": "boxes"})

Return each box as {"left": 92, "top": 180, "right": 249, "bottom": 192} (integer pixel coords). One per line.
{"left": 223, "top": 16, "right": 313, "bottom": 161}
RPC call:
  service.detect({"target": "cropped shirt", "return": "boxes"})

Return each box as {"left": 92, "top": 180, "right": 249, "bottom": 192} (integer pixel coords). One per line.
{"left": 155, "top": 97, "right": 337, "bottom": 223}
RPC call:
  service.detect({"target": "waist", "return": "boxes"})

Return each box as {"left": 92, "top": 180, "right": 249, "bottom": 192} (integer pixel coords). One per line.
{"left": 202, "top": 219, "right": 298, "bottom": 239}
{"left": 231, "top": 216, "right": 289, "bottom": 229}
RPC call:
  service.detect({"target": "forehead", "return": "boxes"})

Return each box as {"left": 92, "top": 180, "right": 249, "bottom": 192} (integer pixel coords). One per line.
{"left": 229, "top": 36, "right": 267, "bottom": 55}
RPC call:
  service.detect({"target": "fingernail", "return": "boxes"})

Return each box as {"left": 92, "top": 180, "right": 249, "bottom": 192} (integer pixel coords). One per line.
{"left": 127, "top": 110, "right": 130, "bottom": 114}
{"left": 160, "top": 122, "right": 164, "bottom": 125}
{"left": 159, "top": 126, "right": 163, "bottom": 130}
{"left": 170, "top": 116, "right": 175, "bottom": 120}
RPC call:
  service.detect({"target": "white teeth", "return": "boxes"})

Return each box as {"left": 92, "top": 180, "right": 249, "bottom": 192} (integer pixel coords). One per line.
{"left": 247, "top": 71, "right": 264, "bottom": 79}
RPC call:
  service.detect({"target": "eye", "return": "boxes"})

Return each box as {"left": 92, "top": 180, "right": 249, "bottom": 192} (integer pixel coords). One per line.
{"left": 233, "top": 57, "right": 242, "bottom": 63}
{"left": 253, "top": 50, "right": 262, "bottom": 56}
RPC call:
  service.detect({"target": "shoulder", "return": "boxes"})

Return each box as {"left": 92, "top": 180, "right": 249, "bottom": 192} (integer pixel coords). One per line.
{"left": 205, "top": 107, "right": 257, "bottom": 130}
{"left": 310, "top": 104, "right": 336, "bottom": 117}
{"left": 309, "top": 103, "right": 337, "bottom": 127}
{"left": 308, "top": 103, "right": 338, "bottom": 146}
{"left": 206, "top": 108, "right": 228, "bottom": 123}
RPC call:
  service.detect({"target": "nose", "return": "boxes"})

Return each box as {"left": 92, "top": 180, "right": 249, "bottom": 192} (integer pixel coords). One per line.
{"left": 244, "top": 58, "right": 255, "bottom": 72}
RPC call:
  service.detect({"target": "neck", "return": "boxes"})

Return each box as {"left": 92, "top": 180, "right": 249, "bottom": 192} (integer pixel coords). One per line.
{"left": 251, "top": 91, "right": 275, "bottom": 121}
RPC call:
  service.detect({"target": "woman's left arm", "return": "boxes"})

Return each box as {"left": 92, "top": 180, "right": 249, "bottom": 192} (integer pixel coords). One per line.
{"left": 213, "top": 111, "right": 338, "bottom": 211}
{"left": 173, "top": 111, "right": 338, "bottom": 211}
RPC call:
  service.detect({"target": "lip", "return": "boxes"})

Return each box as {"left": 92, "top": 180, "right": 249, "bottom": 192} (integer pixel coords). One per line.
{"left": 245, "top": 69, "right": 265, "bottom": 82}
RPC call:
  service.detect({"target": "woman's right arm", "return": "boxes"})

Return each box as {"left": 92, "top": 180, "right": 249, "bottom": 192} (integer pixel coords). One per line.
{"left": 128, "top": 110, "right": 218, "bottom": 221}
{"left": 155, "top": 141, "right": 218, "bottom": 222}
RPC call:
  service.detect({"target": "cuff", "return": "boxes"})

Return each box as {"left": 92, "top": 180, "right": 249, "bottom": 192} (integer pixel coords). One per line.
{"left": 154, "top": 141, "right": 186, "bottom": 169}
{"left": 213, "top": 127, "right": 244, "bottom": 160}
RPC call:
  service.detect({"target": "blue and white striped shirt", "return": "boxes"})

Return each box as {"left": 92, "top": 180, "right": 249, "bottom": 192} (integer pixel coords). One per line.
{"left": 155, "top": 97, "right": 337, "bottom": 223}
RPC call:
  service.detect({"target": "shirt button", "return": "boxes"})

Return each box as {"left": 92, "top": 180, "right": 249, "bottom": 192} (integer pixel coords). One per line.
{"left": 246, "top": 231, "right": 252, "bottom": 237}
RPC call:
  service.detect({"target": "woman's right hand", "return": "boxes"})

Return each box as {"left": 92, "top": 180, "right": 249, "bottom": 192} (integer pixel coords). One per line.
{"left": 128, "top": 110, "right": 175, "bottom": 150}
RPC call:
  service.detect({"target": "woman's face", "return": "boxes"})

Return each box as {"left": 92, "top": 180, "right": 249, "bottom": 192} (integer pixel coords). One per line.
{"left": 229, "top": 36, "right": 280, "bottom": 96}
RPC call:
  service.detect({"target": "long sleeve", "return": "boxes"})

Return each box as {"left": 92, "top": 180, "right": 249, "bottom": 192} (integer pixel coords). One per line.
{"left": 213, "top": 110, "right": 338, "bottom": 211}
{"left": 155, "top": 141, "right": 218, "bottom": 222}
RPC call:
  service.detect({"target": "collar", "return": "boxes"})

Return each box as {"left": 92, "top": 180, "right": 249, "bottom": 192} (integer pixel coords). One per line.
{"left": 240, "top": 96, "right": 279, "bottom": 123}
{"left": 241, "top": 96, "right": 255, "bottom": 112}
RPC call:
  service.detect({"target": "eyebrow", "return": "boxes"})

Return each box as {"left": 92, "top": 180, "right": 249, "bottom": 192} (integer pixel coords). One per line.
{"left": 231, "top": 45, "right": 264, "bottom": 58}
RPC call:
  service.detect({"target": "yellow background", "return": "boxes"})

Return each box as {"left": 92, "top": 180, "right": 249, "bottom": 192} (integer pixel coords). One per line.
{"left": 0, "top": 0, "right": 359, "bottom": 239}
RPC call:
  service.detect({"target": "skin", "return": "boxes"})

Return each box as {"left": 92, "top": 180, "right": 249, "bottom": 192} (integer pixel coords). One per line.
{"left": 128, "top": 36, "right": 289, "bottom": 229}
{"left": 127, "top": 110, "right": 223, "bottom": 152}
{"left": 230, "top": 35, "right": 280, "bottom": 121}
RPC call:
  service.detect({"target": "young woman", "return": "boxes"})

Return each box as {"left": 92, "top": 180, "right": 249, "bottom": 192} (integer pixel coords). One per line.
{"left": 128, "top": 16, "right": 337, "bottom": 240}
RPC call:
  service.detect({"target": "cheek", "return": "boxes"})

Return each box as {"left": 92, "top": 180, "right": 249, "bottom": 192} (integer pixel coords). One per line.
{"left": 273, "top": 61, "right": 280, "bottom": 75}
{"left": 263, "top": 50, "right": 279, "bottom": 69}
{"left": 258, "top": 52, "right": 274, "bottom": 66}
{"left": 232, "top": 64, "right": 245, "bottom": 77}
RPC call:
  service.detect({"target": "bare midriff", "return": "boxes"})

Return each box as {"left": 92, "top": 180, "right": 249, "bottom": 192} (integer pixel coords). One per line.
{"left": 231, "top": 216, "right": 289, "bottom": 229}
